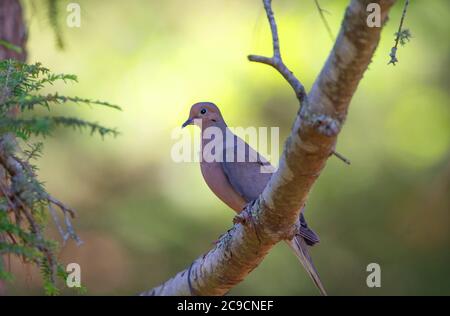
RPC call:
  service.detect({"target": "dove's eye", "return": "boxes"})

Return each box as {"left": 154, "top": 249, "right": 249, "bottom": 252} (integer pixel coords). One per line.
{"left": 200, "top": 108, "right": 207, "bottom": 115}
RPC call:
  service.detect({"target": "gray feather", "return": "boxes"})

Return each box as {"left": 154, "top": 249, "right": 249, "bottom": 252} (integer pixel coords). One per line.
{"left": 288, "top": 236, "right": 327, "bottom": 296}
{"left": 221, "top": 131, "right": 325, "bottom": 294}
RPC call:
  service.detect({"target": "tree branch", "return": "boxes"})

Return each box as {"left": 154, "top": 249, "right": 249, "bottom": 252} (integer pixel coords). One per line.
{"left": 249, "top": 0, "right": 350, "bottom": 165}
{"left": 388, "top": 0, "right": 410, "bottom": 65}
{"left": 143, "top": 0, "right": 396, "bottom": 296}
{"left": 263, "top": 0, "right": 280, "bottom": 58}
{"left": 248, "top": 0, "right": 306, "bottom": 104}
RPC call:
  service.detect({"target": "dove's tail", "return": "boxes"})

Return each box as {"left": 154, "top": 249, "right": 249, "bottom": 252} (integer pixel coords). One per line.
{"left": 287, "top": 235, "right": 327, "bottom": 296}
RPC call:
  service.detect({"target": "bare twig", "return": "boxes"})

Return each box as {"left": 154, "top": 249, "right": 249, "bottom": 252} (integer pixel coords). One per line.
{"left": 314, "top": 0, "right": 334, "bottom": 41}
{"left": 249, "top": 0, "right": 349, "bottom": 165}
{"left": 264, "top": 0, "right": 280, "bottom": 58}
{"left": 48, "top": 203, "right": 68, "bottom": 244}
{"left": 0, "top": 139, "right": 81, "bottom": 245}
{"left": 248, "top": 0, "right": 307, "bottom": 103}
{"left": 389, "top": 0, "right": 410, "bottom": 65}
{"left": 0, "top": 160, "right": 58, "bottom": 283}
{"left": 47, "top": 196, "right": 76, "bottom": 218}
{"left": 48, "top": 195, "right": 82, "bottom": 245}
{"left": 63, "top": 210, "right": 83, "bottom": 246}
{"left": 332, "top": 150, "right": 351, "bottom": 165}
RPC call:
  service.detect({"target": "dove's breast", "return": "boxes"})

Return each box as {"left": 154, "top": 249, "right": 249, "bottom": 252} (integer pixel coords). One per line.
{"left": 200, "top": 160, "right": 247, "bottom": 213}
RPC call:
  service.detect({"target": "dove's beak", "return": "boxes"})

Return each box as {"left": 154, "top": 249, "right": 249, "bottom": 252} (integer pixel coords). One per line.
{"left": 182, "top": 117, "right": 194, "bottom": 128}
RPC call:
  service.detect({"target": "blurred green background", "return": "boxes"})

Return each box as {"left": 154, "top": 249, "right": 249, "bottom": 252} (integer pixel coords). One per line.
{"left": 6, "top": 0, "right": 450, "bottom": 295}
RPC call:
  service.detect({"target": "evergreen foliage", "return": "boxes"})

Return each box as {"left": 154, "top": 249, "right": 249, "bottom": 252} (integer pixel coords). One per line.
{"left": 0, "top": 59, "right": 119, "bottom": 294}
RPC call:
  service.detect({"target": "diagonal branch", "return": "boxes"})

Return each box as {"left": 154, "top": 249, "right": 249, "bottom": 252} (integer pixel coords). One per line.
{"left": 388, "top": 0, "right": 410, "bottom": 65}
{"left": 248, "top": 0, "right": 306, "bottom": 103}
{"left": 143, "top": 0, "right": 396, "bottom": 296}
{"left": 264, "top": 0, "right": 281, "bottom": 58}
{"left": 249, "top": 0, "right": 349, "bottom": 165}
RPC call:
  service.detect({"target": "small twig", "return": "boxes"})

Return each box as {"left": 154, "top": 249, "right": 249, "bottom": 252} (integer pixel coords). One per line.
{"left": 332, "top": 151, "right": 351, "bottom": 165}
{"left": 250, "top": 0, "right": 348, "bottom": 168}
{"left": 388, "top": 0, "right": 410, "bottom": 65}
{"left": 13, "top": 196, "right": 41, "bottom": 237}
{"left": 48, "top": 195, "right": 76, "bottom": 218}
{"left": 14, "top": 196, "right": 57, "bottom": 283}
{"left": 1, "top": 139, "right": 81, "bottom": 246}
{"left": 48, "top": 203, "right": 68, "bottom": 244}
{"left": 14, "top": 196, "right": 57, "bottom": 282}
{"left": 314, "top": 0, "right": 334, "bottom": 41}
{"left": 63, "top": 211, "right": 83, "bottom": 246}
{"left": 6, "top": 231, "right": 17, "bottom": 245}
{"left": 47, "top": 195, "right": 82, "bottom": 245}
{"left": 263, "top": 0, "right": 280, "bottom": 58}
{"left": 248, "top": 0, "right": 306, "bottom": 104}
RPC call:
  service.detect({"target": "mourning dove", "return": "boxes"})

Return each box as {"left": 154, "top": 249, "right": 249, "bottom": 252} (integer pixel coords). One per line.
{"left": 182, "top": 102, "right": 326, "bottom": 295}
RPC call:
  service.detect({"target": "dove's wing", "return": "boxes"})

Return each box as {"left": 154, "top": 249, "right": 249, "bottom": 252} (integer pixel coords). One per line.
{"left": 221, "top": 135, "right": 274, "bottom": 202}
{"left": 220, "top": 131, "right": 325, "bottom": 295}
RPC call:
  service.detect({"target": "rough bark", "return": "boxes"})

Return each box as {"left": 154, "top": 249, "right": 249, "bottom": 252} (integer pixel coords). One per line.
{"left": 142, "top": 0, "right": 396, "bottom": 296}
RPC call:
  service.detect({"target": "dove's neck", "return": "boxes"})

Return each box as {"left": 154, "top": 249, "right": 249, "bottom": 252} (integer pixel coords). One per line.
{"left": 200, "top": 119, "right": 227, "bottom": 133}
{"left": 200, "top": 119, "right": 230, "bottom": 148}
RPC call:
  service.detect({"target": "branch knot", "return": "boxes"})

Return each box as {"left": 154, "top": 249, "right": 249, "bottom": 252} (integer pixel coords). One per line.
{"left": 311, "top": 114, "right": 341, "bottom": 137}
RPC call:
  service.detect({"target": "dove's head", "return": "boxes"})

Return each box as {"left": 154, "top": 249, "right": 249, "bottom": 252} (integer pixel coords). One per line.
{"left": 182, "top": 102, "right": 225, "bottom": 129}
